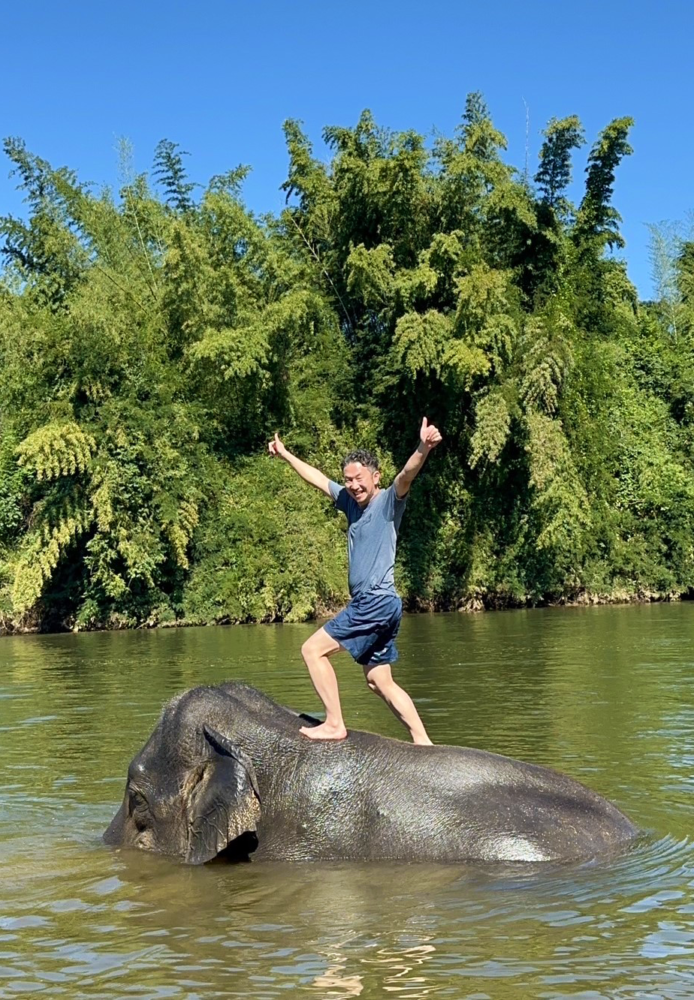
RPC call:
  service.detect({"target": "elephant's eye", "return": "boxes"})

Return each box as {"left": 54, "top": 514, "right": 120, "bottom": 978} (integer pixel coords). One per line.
{"left": 128, "top": 789, "right": 149, "bottom": 830}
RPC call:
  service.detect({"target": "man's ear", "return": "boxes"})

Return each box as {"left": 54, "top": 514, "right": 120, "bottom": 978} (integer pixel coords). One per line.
{"left": 373, "top": 469, "right": 381, "bottom": 485}
{"left": 184, "top": 726, "right": 261, "bottom": 865}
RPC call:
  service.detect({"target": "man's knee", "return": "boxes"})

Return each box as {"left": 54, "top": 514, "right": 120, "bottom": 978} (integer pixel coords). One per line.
{"left": 302, "top": 629, "right": 339, "bottom": 662}
{"left": 301, "top": 636, "right": 324, "bottom": 661}
{"left": 365, "top": 666, "right": 393, "bottom": 696}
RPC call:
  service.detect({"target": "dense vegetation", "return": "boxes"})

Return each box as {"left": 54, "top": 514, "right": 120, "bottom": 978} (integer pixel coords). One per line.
{"left": 2, "top": 95, "right": 694, "bottom": 633}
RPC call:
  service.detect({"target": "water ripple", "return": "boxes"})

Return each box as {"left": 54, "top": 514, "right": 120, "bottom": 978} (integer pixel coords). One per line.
{"left": 1, "top": 605, "right": 694, "bottom": 996}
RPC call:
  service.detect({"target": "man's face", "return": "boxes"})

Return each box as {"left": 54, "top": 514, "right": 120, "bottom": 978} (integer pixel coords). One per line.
{"left": 343, "top": 462, "right": 380, "bottom": 507}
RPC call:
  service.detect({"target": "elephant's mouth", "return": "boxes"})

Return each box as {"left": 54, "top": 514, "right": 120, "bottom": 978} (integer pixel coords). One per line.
{"left": 213, "top": 830, "right": 259, "bottom": 863}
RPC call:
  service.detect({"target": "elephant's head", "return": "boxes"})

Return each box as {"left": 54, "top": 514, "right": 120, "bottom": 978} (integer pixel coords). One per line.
{"left": 103, "top": 689, "right": 261, "bottom": 865}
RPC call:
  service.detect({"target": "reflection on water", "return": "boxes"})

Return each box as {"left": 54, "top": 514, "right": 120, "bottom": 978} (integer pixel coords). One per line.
{"left": 1, "top": 604, "right": 694, "bottom": 997}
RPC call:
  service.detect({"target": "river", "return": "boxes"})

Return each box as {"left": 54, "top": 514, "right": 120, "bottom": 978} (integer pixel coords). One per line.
{"left": 1, "top": 604, "right": 693, "bottom": 998}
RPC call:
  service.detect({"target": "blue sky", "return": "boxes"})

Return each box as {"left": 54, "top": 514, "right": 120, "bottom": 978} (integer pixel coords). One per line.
{"left": 2, "top": 0, "right": 692, "bottom": 297}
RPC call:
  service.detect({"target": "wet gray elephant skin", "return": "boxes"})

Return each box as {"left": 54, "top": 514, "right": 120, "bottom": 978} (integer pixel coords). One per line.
{"left": 104, "top": 682, "right": 638, "bottom": 865}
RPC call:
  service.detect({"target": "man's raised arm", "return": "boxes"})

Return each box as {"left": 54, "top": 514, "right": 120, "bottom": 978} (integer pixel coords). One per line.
{"left": 268, "top": 433, "right": 333, "bottom": 497}
{"left": 394, "top": 418, "right": 443, "bottom": 499}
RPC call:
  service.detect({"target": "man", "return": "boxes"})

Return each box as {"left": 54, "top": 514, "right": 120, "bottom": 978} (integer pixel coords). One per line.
{"left": 268, "top": 418, "right": 442, "bottom": 743}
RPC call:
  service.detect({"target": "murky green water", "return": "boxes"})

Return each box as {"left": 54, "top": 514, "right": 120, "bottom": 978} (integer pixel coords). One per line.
{"left": 1, "top": 604, "right": 693, "bottom": 998}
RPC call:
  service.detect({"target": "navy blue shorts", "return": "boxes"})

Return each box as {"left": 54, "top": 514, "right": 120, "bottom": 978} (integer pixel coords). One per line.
{"left": 324, "top": 590, "right": 402, "bottom": 667}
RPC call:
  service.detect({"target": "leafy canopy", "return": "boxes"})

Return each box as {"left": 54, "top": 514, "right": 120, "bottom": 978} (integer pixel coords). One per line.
{"left": 2, "top": 98, "right": 693, "bottom": 632}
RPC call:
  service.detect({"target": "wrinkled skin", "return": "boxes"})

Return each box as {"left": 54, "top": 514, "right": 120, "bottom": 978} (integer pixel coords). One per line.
{"left": 104, "top": 683, "right": 638, "bottom": 865}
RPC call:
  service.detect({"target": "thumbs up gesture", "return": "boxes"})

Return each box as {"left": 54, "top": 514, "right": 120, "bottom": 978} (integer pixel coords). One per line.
{"left": 268, "top": 432, "right": 288, "bottom": 459}
{"left": 419, "top": 417, "right": 443, "bottom": 452}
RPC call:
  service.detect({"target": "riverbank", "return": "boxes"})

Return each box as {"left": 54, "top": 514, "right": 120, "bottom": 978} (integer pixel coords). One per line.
{"left": 2, "top": 586, "right": 690, "bottom": 637}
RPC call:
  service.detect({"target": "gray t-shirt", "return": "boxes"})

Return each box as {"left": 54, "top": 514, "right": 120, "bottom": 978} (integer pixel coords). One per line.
{"left": 328, "top": 482, "right": 407, "bottom": 598}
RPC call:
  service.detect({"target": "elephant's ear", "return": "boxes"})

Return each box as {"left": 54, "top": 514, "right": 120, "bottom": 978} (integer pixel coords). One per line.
{"left": 185, "top": 725, "right": 261, "bottom": 865}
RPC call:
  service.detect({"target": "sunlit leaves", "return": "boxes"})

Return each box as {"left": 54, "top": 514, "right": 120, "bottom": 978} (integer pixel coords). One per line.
{"left": 525, "top": 411, "right": 590, "bottom": 554}
{"left": 1, "top": 95, "right": 691, "bottom": 629}
{"left": 346, "top": 243, "right": 395, "bottom": 310}
{"left": 535, "top": 116, "right": 585, "bottom": 210}
{"left": 11, "top": 501, "right": 93, "bottom": 612}
{"left": 393, "top": 309, "right": 454, "bottom": 378}
{"left": 469, "top": 391, "right": 511, "bottom": 468}
{"left": 17, "top": 422, "right": 96, "bottom": 480}
{"left": 576, "top": 117, "right": 634, "bottom": 251}
{"left": 454, "top": 265, "right": 518, "bottom": 370}
{"left": 520, "top": 313, "right": 574, "bottom": 414}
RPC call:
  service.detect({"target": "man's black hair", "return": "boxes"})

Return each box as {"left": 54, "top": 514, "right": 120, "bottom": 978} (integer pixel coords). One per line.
{"left": 342, "top": 449, "right": 380, "bottom": 472}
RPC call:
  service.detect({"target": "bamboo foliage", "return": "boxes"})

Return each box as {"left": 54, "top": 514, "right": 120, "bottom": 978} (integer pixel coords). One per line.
{"left": 469, "top": 391, "right": 511, "bottom": 468}
{"left": 525, "top": 412, "right": 590, "bottom": 554}
{"left": 11, "top": 502, "right": 93, "bottom": 612}
{"left": 520, "top": 313, "right": 574, "bottom": 415}
{"left": 2, "top": 97, "right": 694, "bottom": 630}
{"left": 16, "top": 422, "right": 96, "bottom": 481}
{"left": 165, "top": 498, "right": 200, "bottom": 571}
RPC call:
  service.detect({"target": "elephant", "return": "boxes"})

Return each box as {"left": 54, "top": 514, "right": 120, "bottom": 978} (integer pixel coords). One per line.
{"left": 103, "top": 681, "right": 638, "bottom": 865}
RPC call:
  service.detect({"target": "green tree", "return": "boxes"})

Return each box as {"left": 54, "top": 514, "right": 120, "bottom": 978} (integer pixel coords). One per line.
{"left": 1, "top": 99, "right": 693, "bottom": 634}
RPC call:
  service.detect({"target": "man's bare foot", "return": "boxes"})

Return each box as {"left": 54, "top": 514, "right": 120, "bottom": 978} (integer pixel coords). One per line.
{"left": 300, "top": 721, "right": 348, "bottom": 741}
{"left": 413, "top": 735, "right": 433, "bottom": 746}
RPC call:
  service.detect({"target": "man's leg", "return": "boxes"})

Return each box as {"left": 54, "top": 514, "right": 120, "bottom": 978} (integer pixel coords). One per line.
{"left": 299, "top": 627, "right": 348, "bottom": 740}
{"left": 364, "top": 663, "right": 433, "bottom": 745}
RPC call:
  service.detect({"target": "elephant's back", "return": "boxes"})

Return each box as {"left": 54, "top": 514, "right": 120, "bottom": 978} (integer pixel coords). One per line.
{"left": 403, "top": 742, "right": 635, "bottom": 861}
{"left": 287, "top": 735, "right": 638, "bottom": 863}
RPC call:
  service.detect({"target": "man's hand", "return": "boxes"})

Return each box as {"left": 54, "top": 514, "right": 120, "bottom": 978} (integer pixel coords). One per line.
{"left": 268, "top": 432, "right": 288, "bottom": 459}
{"left": 419, "top": 417, "right": 443, "bottom": 453}
{"left": 394, "top": 418, "right": 443, "bottom": 499}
